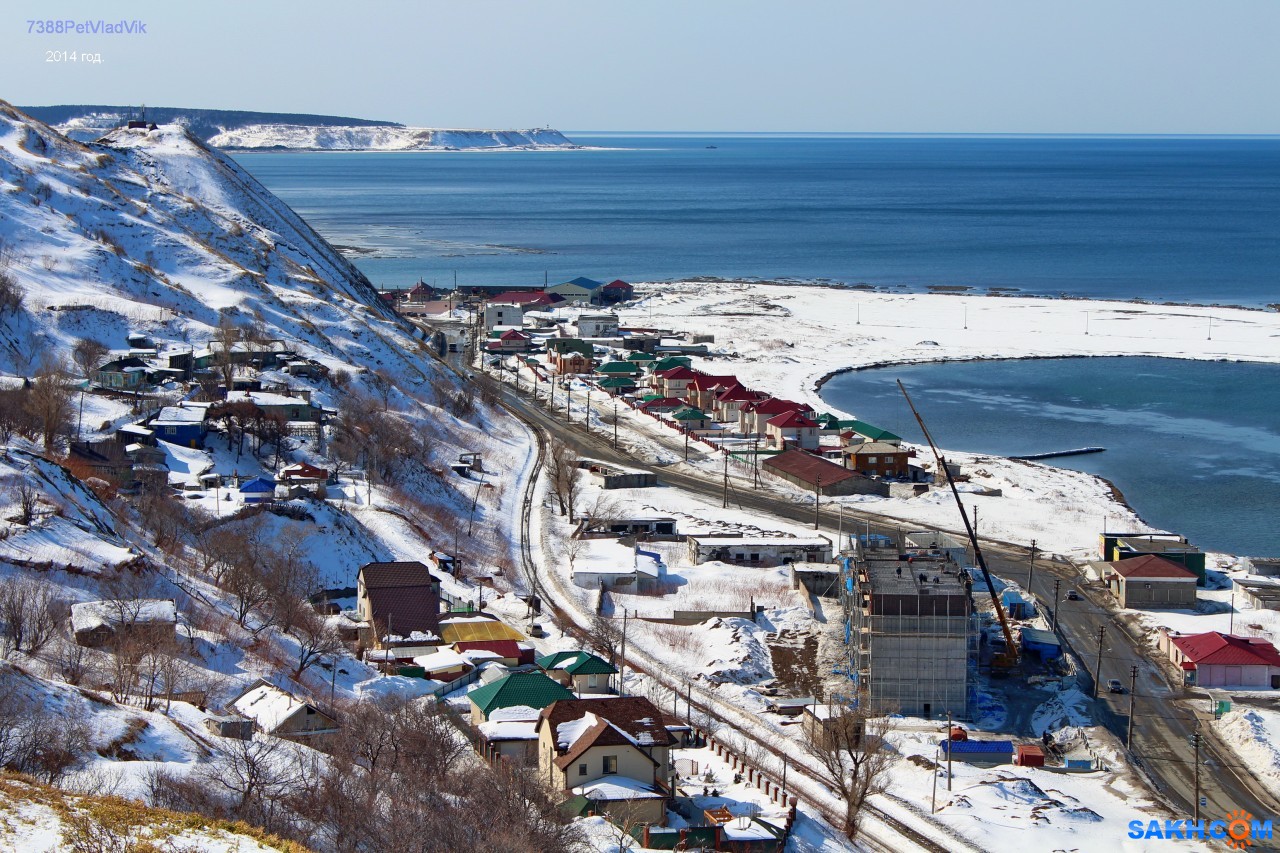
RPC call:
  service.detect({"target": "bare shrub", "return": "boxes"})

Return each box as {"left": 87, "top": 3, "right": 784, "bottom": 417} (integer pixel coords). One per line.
{"left": 0, "top": 575, "right": 68, "bottom": 655}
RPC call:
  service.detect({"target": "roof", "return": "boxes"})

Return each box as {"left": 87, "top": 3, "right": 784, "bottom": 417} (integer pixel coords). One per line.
{"left": 537, "top": 650, "right": 618, "bottom": 676}
{"left": 70, "top": 599, "right": 177, "bottom": 633}
{"left": 439, "top": 617, "right": 525, "bottom": 644}
{"left": 540, "top": 696, "right": 674, "bottom": 752}
{"left": 599, "top": 376, "right": 637, "bottom": 389}
{"left": 238, "top": 477, "right": 276, "bottom": 492}
{"left": 553, "top": 712, "right": 655, "bottom": 770}
{"left": 766, "top": 411, "right": 818, "bottom": 429}
{"left": 595, "top": 361, "right": 639, "bottom": 374}
{"left": 743, "top": 397, "right": 807, "bottom": 415}
{"left": 762, "top": 449, "right": 859, "bottom": 486}
{"left": 453, "top": 639, "right": 525, "bottom": 659}
{"left": 231, "top": 681, "right": 326, "bottom": 733}
{"left": 151, "top": 406, "right": 206, "bottom": 426}
{"left": 573, "top": 777, "right": 663, "bottom": 801}
{"left": 939, "top": 739, "right": 1014, "bottom": 754}
{"left": 1020, "top": 627, "right": 1061, "bottom": 647}
{"left": 686, "top": 374, "right": 739, "bottom": 391}
{"left": 845, "top": 420, "right": 903, "bottom": 442}
{"left": 602, "top": 279, "right": 633, "bottom": 290}
{"left": 655, "top": 366, "right": 699, "bottom": 381}
{"left": 468, "top": 671, "right": 575, "bottom": 717}
{"left": 488, "top": 291, "right": 554, "bottom": 306}
{"left": 279, "top": 462, "right": 328, "bottom": 480}
{"left": 225, "top": 390, "right": 318, "bottom": 410}
{"left": 1109, "top": 555, "right": 1198, "bottom": 579}
{"left": 560, "top": 276, "right": 605, "bottom": 290}
{"left": 847, "top": 441, "right": 905, "bottom": 455}
{"left": 638, "top": 397, "right": 686, "bottom": 411}
{"left": 1170, "top": 632, "right": 1280, "bottom": 668}
{"left": 498, "top": 329, "right": 531, "bottom": 341}
{"left": 478, "top": 719, "right": 539, "bottom": 741}
{"left": 359, "top": 561, "right": 436, "bottom": 589}
{"left": 671, "top": 406, "right": 710, "bottom": 422}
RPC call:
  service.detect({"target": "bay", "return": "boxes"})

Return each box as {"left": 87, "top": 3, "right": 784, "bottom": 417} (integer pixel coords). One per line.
{"left": 819, "top": 357, "right": 1280, "bottom": 557}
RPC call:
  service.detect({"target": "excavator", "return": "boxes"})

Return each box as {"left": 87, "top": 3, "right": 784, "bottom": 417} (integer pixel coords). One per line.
{"left": 898, "top": 380, "right": 1019, "bottom": 671}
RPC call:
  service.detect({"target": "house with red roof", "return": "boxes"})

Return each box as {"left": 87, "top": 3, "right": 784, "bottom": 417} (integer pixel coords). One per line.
{"left": 1102, "top": 555, "right": 1199, "bottom": 609}
{"left": 652, "top": 365, "right": 700, "bottom": 398}
{"left": 1158, "top": 629, "right": 1280, "bottom": 689}
{"left": 738, "top": 397, "right": 811, "bottom": 436}
{"left": 711, "top": 384, "right": 767, "bottom": 422}
{"left": 486, "top": 328, "right": 533, "bottom": 353}
{"left": 486, "top": 290, "right": 561, "bottom": 308}
{"left": 683, "top": 373, "right": 740, "bottom": 410}
{"left": 765, "top": 410, "right": 820, "bottom": 450}
{"left": 599, "top": 279, "right": 635, "bottom": 303}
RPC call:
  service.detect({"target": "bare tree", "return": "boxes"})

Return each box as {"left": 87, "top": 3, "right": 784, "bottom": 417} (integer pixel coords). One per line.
{"left": 545, "top": 441, "right": 581, "bottom": 519}
{"left": 0, "top": 576, "right": 67, "bottom": 655}
{"left": 587, "top": 612, "right": 624, "bottom": 666}
{"left": 201, "top": 735, "right": 304, "bottom": 834}
{"left": 289, "top": 609, "right": 344, "bottom": 679}
{"left": 4, "top": 476, "right": 40, "bottom": 525}
{"left": 71, "top": 338, "right": 108, "bottom": 386}
{"left": 803, "top": 703, "right": 895, "bottom": 841}
{"left": 26, "top": 357, "right": 75, "bottom": 451}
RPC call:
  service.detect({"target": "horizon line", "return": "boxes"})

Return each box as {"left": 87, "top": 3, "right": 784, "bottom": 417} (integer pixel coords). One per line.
{"left": 565, "top": 130, "right": 1280, "bottom": 139}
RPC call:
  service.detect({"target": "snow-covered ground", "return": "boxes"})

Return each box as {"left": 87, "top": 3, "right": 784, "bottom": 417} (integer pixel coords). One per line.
{"left": 207, "top": 124, "right": 579, "bottom": 151}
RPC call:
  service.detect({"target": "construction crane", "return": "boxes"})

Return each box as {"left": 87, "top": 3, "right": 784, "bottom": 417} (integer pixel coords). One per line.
{"left": 897, "top": 380, "right": 1019, "bottom": 670}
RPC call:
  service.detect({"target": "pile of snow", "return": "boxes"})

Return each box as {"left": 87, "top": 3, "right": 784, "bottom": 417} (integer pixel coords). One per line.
{"left": 1216, "top": 707, "right": 1280, "bottom": 789}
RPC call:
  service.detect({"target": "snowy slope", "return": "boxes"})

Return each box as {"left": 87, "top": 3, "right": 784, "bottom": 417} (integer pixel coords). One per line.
{"left": 207, "top": 124, "right": 578, "bottom": 151}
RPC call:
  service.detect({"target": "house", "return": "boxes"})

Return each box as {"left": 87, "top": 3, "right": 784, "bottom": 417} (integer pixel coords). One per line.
{"left": 577, "top": 313, "right": 620, "bottom": 338}
{"left": 238, "top": 476, "right": 276, "bottom": 504}
{"left": 686, "top": 533, "right": 832, "bottom": 567}
{"left": 537, "top": 696, "right": 675, "bottom": 825}
{"left": 712, "top": 384, "right": 766, "bottom": 423}
{"left": 485, "top": 290, "right": 561, "bottom": 309}
{"left": 410, "top": 648, "right": 473, "bottom": 681}
{"left": 1101, "top": 532, "right": 1206, "bottom": 584}
{"left": 669, "top": 406, "right": 711, "bottom": 431}
{"left": 1158, "top": 630, "right": 1280, "bottom": 689}
{"left": 548, "top": 339, "right": 595, "bottom": 375}
{"left": 547, "top": 276, "right": 606, "bottom": 303}
{"left": 487, "top": 328, "right": 533, "bottom": 354}
{"left": 844, "top": 441, "right": 911, "bottom": 478}
{"left": 278, "top": 462, "right": 330, "bottom": 489}
{"left": 149, "top": 406, "right": 208, "bottom": 448}
{"left": 483, "top": 302, "right": 526, "bottom": 330}
{"left": 762, "top": 449, "right": 884, "bottom": 496}
{"left": 538, "top": 651, "right": 618, "bottom": 694}
{"left": 598, "top": 376, "right": 638, "bottom": 395}
{"left": 939, "top": 739, "right": 1013, "bottom": 766}
{"left": 453, "top": 639, "right": 535, "bottom": 667}
{"left": 595, "top": 361, "right": 642, "bottom": 378}
{"left": 625, "top": 351, "right": 656, "bottom": 366}
{"left": 652, "top": 366, "right": 701, "bottom": 398}
{"left": 647, "top": 356, "right": 692, "bottom": 375}
{"left": 477, "top": 705, "right": 543, "bottom": 766}
{"left": 469, "top": 671, "right": 575, "bottom": 725}
{"left": 357, "top": 561, "right": 442, "bottom": 644}
{"left": 229, "top": 680, "right": 339, "bottom": 745}
{"left": 68, "top": 439, "right": 138, "bottom": 485}
{"left": 637, "top": 396, "right": 686, "bottom": 414}
{"left": 70, "top": 599, "right": 177, "bottom": 648}
{"left": 1236, "top": 579, "right": 1280, "bottom": 612}
{"left": 598, "top": 279, "right": 635, "bottom": 304}
{"left": 93, "top": 356, "right": 151, "bottom": 390}
{"left": 224, "top": 390, "right": 325, "bottom": 424}
{"left": 581, "top": 516, "right": 678, "bottom": 537}
{"left": 841, "top": 420, "right": 903, "bottom": 446}
{"left": 684, "top": 374, "right": 740, "bottom": 411}
{"left": 1102, "top": 555, "right": 1199, "bottom": 608}
{"left": 738, "top": 398, "right": 810, "bottom": 436}
{"left": 765, "top": 411, "right": 820, "bottom": 450}
{"left": 438, "top": 614, "right": 526, "bottom": 645}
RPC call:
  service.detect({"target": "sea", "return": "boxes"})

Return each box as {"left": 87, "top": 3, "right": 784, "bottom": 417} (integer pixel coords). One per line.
{"left": 232, "top": 135, "right": 1280, "bottom": 556}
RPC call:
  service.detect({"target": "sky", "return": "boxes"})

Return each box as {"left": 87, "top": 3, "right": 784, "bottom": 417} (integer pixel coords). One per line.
{"left": 5, "top": 1, "right": 1279, "bottom": 134}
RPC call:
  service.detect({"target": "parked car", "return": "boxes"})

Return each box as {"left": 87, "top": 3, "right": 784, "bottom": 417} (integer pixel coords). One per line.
{"left": 1107, "top": 679, "right": 1126, "bottom": 694}
{"left": 1066, "top": 589, "right": 1082, "bottom": 601}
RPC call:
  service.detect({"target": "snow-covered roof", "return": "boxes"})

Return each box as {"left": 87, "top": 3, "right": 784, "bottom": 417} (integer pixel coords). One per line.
{"left": 572, "top": 777, "right": 664, "bottom": 800}
{"left": 225, "top": 390, "right": 317, "bottom": 409}
{"left": 151, "top": 405, "right": 206, "bottom": 426}
{"left": 478, "top": 719, "right": 539, "bottom": 741}
{"left": 230, "top": 682, "right": 319, "bottom": 733}
{"left": 411, "top": 649, "right": 470, "bottom": 671}
{"left": 489, "top": 704, "right": 541, "bottom": 722}
{"left": 70, "top": 599, "right": 177, "bottom": 634}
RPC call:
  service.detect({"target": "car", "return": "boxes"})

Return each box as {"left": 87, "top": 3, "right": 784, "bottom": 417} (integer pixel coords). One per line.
{"left": 1107, "top": 679, "right": 1126, "bottom": 694}
{"left": 1066, "top": 589, "right": 1082, "bottom": 601}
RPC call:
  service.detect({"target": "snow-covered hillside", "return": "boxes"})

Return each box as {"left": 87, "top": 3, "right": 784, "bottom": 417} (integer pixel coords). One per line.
{"left": 206, "top": 124, "right": 578, "bottom": 151}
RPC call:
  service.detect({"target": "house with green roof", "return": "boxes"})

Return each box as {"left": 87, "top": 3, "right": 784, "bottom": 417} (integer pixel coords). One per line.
{"left": 595, "top": 361, "right": 641, "bottom": 377}
{"left": 468, "top": 670, "right": 575, "bottom": 725}
{"left": 648, "top": 355, "right": 692, "bottom": 374}
{"left": 536, "top": 650, "right": 619, "bottom": 695}
{"left": 548, "top": 338, "right": 594, "bottom": 357}
{"left": 626, "top": 351, "right": 657, "bottom": 364}
{"left": 598, "top": 376, "right": 638, "bottom": 395}
{"left": 670, "top": 406, "right": 711, "bottom": 430}
{"left": 843, "top": 419, "right": 903, "bottom": 446}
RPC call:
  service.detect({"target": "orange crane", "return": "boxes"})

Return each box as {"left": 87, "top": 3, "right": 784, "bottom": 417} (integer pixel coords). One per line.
{"left": 898, "top": 380, "right": 1019, "bottom": 670}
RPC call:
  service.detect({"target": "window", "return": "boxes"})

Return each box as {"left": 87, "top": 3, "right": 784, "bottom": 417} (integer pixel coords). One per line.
{"left": 749, "top": 553, "right": 759, "bottom": 563}
{"left": 603, "top": 755, "right": 618, "bottom": 775}
{"left": 587, "top": 674, "right": 599, "bottom": 688}
{"left": 578, "top": 763, "right": 587, "bottom": 777}
{"left": 867, "top": 456, "right": 878, "bottom": 464}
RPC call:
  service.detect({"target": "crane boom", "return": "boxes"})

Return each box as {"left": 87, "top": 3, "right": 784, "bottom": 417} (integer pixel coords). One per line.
{"left": 896, "top": 380, "right": 1018, "bottom": 667}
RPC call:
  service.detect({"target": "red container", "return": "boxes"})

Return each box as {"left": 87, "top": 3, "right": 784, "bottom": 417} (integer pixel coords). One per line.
{"left": 949, "top": 726, "right": 968, "bottom": 741}
{"left": 1015, "top": 744, "right": 1045, "bottom": 767}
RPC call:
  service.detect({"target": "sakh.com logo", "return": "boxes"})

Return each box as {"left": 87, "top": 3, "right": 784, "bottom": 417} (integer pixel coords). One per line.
{"left": 1128, "top": 810, "right": 1273, "bottom": 848}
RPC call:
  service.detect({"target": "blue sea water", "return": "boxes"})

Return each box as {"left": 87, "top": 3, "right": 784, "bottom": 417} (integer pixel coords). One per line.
{"left": 231, "top": 136, "right": 1280, "bottom": 555}
{"left": 233, "top": 134, "right": 1280, "bottom": 305}
{"left": 819, "top": 358, "right": 1280, "bottom": 558}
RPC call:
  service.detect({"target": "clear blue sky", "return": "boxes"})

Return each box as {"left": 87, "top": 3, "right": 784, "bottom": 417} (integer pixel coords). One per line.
{"left": 7, "top": 0, "right": 1279, "bottom": 133}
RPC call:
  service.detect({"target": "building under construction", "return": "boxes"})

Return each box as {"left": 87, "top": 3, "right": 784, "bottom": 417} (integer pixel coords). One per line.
{"left": 841, "top": 536, "right": 978, "bottom": 719}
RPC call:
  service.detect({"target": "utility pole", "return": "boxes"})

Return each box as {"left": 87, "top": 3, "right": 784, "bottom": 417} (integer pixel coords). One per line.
{"left": 1229, "top": 584, "right": 1236, "bottom": 635}
{"left": 722, "top": 450, "right": 729, "bottom": 509}
{"left": 585, "top": 385, "right": 591, "bottom": 431}
{"left": 684, "top": 428, "right": 689, "bottom": 462}
{"left": 1093, "top": 625, "right": 1107, "bottom": 699}
{"left": 946, "top": 710, "right": 953, "bottom": 791}
{"left": 1052, "top": 579, "right": 1061, "bottom": 633}
{"left": 613, "top": 399, "right": 619, "bottom": 449}
{"left": 1127, "top": 665, "right": 1138, "bottom": 749}
{"left": 781, "top": 755, "right": 788, "bottom": 803}
{"left": 619, "top": 609, "right": 628, "bottom": 694}
{"left": 1028, "top": 539, "right": 1037, "bottom": 595}
{"left": 566, "top": 385, "right": 572, "bottom": 423}
{"left": 931, "top": 746, "right": 939, "bottom": 813}
{"left": 1193, "top": 728, "right": 1201, "bottom": 824}
{"left": 813, "top": 475, "right": 822, "bottom": 530}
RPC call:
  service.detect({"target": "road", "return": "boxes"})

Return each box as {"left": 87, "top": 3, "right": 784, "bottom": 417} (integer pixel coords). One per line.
{"left": 475, "top": 364, "right": 1280, "bottom": 827}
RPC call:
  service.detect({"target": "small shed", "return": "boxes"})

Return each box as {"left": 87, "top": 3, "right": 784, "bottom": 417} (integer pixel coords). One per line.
{"left": 1019, "top": 627, "right": 1062, "bottom": 661}
{"left": 938, "top": 739, "right": 1013, "bottom": 766}
{"left": 1015, "top": 744, "right": 1046, "bottom": 767}
{"left": 238, "top": 476, "right": 276, "bottom": 504}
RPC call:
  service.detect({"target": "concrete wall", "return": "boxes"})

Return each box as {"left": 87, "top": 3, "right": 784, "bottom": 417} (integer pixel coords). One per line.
{"left": 1118, "top": 577, "right": 1197, "bottom": 609}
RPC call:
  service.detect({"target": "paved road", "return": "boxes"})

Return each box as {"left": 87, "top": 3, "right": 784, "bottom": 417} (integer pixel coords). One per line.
{"left": 479, "top": 366, "right": 1279, "bottom": 826}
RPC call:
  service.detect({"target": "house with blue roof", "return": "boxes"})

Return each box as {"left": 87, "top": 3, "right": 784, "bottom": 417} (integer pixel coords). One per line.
{"left": 238, "top": 476, "right": 276, "bottom": 504}
{"left": 547, "top": 277, "right": 606, "bottom": 304}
